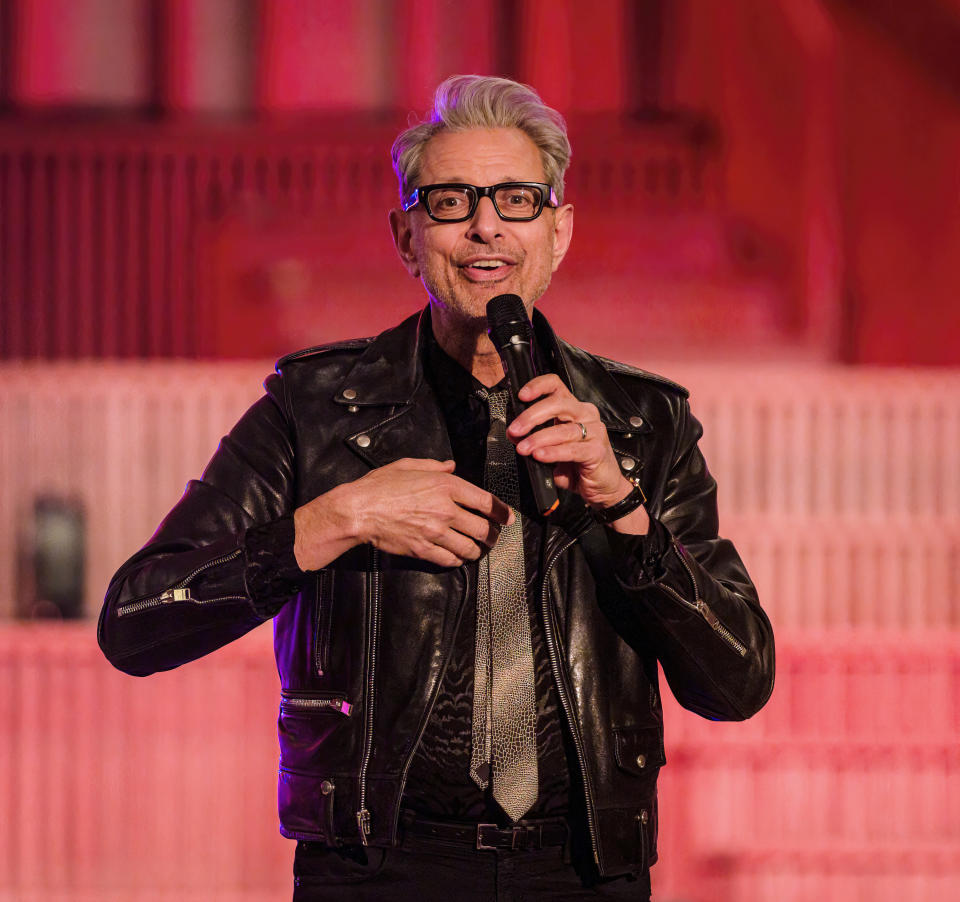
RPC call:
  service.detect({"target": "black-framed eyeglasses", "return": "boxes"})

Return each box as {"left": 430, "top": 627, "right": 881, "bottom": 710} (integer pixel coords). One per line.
{"left": 401, "top": 182, "right": 559, "bottom": 222}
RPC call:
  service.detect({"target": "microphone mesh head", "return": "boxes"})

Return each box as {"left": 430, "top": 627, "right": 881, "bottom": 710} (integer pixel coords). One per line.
{"left": 486, "top": 294, "right": 532, "bottom": 347}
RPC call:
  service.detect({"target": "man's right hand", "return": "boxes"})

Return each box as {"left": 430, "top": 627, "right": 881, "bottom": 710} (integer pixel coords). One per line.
{"left": 293, "top": 458, "right": 513, "bottom": 571}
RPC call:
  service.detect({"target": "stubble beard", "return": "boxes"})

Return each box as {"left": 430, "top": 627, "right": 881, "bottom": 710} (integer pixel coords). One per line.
{"left": 422, "top": 259, "right": 554, "bottom": 333}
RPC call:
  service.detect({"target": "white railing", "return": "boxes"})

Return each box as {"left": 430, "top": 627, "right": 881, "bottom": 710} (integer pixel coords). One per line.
{"left": 0, "top": 626, "right": 956, "bottom": 901}
{"left": 2, "top": 362, "right": 958, "bottom": 625}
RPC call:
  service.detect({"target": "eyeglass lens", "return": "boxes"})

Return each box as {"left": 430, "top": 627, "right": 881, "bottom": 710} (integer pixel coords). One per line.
{"left": 425, "top": 184, "right": 545, "bottom": 221}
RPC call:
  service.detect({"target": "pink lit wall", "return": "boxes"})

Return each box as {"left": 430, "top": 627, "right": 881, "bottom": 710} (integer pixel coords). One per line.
{"left": 1, "top": 1, "right": 959, "bottom": 901}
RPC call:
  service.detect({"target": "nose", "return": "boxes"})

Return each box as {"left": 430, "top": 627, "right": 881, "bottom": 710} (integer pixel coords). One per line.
{"left": 466, "top": 195, "right": 503, "bottom": 243}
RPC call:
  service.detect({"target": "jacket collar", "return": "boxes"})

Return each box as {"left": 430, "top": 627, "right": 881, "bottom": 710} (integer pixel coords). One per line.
{"left": 335, "top": 306, "right": 648, "bottom": 425}
{"left": 332, "top": 307, "right": 430, "bottom": 410}
{"left": 333, "top": 304, "right": 651, "bottom": 470}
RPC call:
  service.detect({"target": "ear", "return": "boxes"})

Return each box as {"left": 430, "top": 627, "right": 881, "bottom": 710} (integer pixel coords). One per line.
{"left": 388, "top": 208, "right": 421, "bottom": 278}
{"left": 550, "top": 203, "right": 574, "bottom": 272}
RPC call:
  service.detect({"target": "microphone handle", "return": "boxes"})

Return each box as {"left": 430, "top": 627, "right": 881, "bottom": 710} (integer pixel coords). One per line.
{"left": 497, "top": 338, "right": 560, "bottom": 517}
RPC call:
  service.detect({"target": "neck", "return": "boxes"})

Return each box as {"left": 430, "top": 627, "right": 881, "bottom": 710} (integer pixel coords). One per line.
{"left": 431, "top": 305, "right": 505, "bottom": 387}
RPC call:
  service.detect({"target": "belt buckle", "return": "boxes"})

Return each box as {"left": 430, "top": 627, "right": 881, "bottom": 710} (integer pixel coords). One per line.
{"left": 476, "top": 824, "right": 543, "bottom": 851}
{"left": 476, "top": 823, "right": 499, "bottom": 850}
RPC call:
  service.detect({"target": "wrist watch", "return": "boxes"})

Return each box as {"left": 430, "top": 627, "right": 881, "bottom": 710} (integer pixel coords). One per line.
{"left": 591, "top": 477, "right": 647, "bottom": 525}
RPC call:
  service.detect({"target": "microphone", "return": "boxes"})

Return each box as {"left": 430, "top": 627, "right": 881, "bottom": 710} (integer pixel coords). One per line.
{"left": 486, "top": 294, "right": 560, "bottom": 517}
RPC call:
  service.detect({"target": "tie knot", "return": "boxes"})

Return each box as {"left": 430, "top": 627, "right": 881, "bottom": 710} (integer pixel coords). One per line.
{"left": 476, "top": 387, "right": 511, "bottom": 423}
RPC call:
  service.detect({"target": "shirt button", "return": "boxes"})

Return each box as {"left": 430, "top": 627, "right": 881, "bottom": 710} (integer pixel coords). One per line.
{"left": 620, "top": 457, "right": 636, "bottom": 472}
{"left": 342, "top": 388, "right": 358, "bottom": 400}
{"left": 629, "top": 416, "right": 644, "bottom": 428}
{"left": 356, "top": 434, "right": 371, "bottom": 448}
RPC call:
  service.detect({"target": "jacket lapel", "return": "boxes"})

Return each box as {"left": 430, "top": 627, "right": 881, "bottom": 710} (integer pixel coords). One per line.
{"left": 332, "top": 308, "right": 453, "bottom": 470}
{"left": 331, "top": 304, "right": 654, "bottom": 479}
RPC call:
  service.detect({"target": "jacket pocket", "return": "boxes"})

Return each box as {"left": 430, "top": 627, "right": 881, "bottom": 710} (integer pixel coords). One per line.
{"left": 613, "top": 726, "right": 666, "bottom": 777}
{"left": 278, "top": 689, "right": 355, "bottom": 843}
{"left": 279, "top": 768, "right": 339, "bottom": 843}
{"left": 278, "top": 690, "right": 354, "bottom": 772}
{"left": 313, "top": 569, "right": 335, "bottom": 677}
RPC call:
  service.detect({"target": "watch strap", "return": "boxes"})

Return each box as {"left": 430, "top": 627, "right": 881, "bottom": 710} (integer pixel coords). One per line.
{"left": 591, "top": 477, "right": 647, "bottom": 525}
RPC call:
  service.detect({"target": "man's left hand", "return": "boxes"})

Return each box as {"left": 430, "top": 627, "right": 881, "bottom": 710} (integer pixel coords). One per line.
{"left": 506, "top": 374, "right": 649, "bottom": 534}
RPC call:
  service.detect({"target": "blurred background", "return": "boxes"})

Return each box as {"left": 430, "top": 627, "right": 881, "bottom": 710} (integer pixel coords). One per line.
{"left": 0, "top": 1, "right": 958, "bottom": 900}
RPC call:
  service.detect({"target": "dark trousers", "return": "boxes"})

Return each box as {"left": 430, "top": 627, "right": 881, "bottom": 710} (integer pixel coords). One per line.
{"left": 292, "top": 833, "right": 651, "bottom": 901}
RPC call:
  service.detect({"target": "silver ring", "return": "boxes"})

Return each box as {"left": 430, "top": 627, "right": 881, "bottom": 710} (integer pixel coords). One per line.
{"left": 576, "top": 421, "right": 588, "bottom": 441}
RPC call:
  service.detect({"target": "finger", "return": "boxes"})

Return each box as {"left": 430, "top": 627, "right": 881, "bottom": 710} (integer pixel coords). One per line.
{"left": 431, "top": 526, "right": 487, "bottom": 562}
{"left": 391, "top": 457, "right": 456, "bottom": 472}
{"left": 449, "top": 508, "right": 505, "bottom": 549}
{"left": 449, "top": 479, "right": 514, "bottom": 526}
{"left": 415, "top": 543, "right": 466, "bottom": 568}
{"left": 527, "top": 439, "right": 599, "bottom": 464}
{"left": 509, "top": 396, "right": 596, "bottom": 440}
{"left": 516, "top": 421, "right": 596, "bottom": 454}
{"left": 412, "top": 517, "right": 482, "bottom": 563}
{"left": 516, "top": 373, "right": 568, "bottom": 403}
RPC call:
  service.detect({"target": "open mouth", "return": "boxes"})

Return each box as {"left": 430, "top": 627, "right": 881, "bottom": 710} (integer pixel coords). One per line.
{"left": 460, "top": 258, "right": 515, "bottom": 280}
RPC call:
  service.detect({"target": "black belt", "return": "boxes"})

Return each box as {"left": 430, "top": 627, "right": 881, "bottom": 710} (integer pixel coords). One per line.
{"left": 401, "top": 813, "right": 569, "bottom": 852}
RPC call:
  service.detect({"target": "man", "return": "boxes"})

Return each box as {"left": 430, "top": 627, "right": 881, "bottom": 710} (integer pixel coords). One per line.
{"left": 100, "top": 75, "right": 774, "bottom": 900}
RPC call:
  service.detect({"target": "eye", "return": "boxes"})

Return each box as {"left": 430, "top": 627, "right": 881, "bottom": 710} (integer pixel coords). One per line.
{"left": 507, "top": 189, "right": 534, "bottom": 205}
{"left": 495, "top": 185, "right": 540, "bottom": 215}
{"left": 426, "top": 187, "right": 472, "bottom": 217}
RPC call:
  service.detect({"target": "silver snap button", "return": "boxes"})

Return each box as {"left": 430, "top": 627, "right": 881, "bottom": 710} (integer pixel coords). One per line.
{"left": 320, "top": 780, "right": 334, "bottom": 795}
{"left": 640, "top": 809, "right": 649, "bottom": 824}
{"left": 342, "top": 388, "right": 358, "bottom": 400}
{"left": 347, "top": 405, "right": 359, "bottom": 413}
{"left": 629, "top": 416, "right": 644, "bottom": 428}
{"left": 635, "top": 754, "right": 646, "bottom": 769}
{"left": 620, "top": 457, "right": 636, "bottom": 472}
{"left": 356, "top": 434, "right": 371, "bottom": 448}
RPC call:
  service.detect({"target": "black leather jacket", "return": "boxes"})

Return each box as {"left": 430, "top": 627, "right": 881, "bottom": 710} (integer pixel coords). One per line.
{"left": 99, "top": 307, "right": 774, "bottom": 878}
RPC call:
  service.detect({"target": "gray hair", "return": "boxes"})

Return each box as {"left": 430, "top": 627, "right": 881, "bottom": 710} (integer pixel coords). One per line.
{"left": 391, "top": 75, "right": 572, "bottom": 204}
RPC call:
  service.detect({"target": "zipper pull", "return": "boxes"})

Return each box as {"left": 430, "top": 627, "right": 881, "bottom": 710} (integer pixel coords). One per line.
{"left": 356, "top": 808, "right": 371, "bottom": 845}
{"left": 159, "top": 587, "right": 193, "bottom": 603}
{"left": 697, "top": 599, "right": 719, "bottom": 628}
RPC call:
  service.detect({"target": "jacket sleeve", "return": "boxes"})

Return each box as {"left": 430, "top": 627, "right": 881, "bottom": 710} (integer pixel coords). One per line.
{"left": 97, "top": 372, "right": 306, "bottom": 677}
{"left": 591, "top": 399, "right": 775, "bottom": 721}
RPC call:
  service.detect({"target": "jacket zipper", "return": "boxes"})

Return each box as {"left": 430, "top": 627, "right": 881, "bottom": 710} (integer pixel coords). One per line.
{"left": 280, "top": 691, "right": 353, "bottom": 717}
{"left": 541, "top": 534, "right": 603, "bottom": 868}
{"left": 116, "top": 549, "right": 245, "bottom": 617}
{"left": 356, "top": 546, "right": 381, "bottom": 845}
{"left": 661, "top": 543, "right": 747, "bottom": 657}
{"left": 391, "top": 566, "right": 470, "bottom": 841}
{"left": 314, "top": 570, "right": 334, "bottom": 677}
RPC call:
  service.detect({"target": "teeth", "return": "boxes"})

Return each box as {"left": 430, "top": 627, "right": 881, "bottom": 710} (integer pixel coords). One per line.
{"left": 471, "top": 261, "right": 505, "bottom": 269}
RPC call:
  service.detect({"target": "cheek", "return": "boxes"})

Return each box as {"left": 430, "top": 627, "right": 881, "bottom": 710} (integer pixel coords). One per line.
{"left": 416, "top": 235, "right": 455, "bottom": 269}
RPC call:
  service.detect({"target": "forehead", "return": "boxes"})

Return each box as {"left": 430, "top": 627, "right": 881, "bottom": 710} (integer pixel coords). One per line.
{"left": 418, "top": 127, "right": 546, "bottom": 185}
